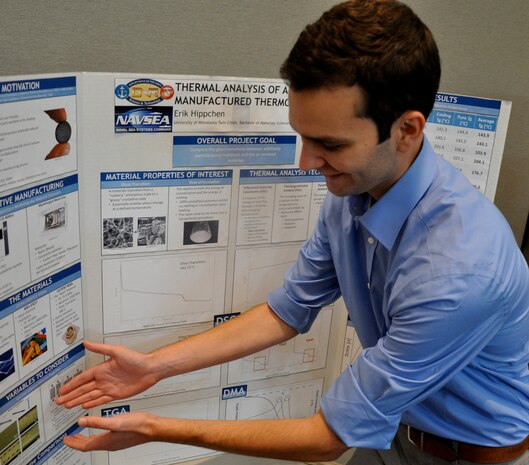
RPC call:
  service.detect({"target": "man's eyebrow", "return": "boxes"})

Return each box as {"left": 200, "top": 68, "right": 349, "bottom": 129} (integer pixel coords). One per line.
{"left": 303, "top": 135, "right": 350, "bottom": 145}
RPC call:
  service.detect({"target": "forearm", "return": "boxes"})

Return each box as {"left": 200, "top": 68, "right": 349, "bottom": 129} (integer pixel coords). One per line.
{"left": 69, "top": 411, "right": 348, "bottom": 460}
{"left": 156, "top": 415, "right": 345, "bottom": 461}
{"left": 148, "top": 303, "right": 298, "bottom": 382}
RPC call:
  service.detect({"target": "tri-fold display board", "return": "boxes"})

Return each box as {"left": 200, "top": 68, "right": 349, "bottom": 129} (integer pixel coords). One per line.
{"left": 0, "top": 73, "right": 511, "bottom": 465}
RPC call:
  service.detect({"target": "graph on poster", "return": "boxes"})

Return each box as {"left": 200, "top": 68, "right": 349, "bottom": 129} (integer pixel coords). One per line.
{"left": 225, "top": 379, "right": 323, "bottom": 421}
{"left": 102, "top": 251, "right": 227, "bottom": 333}
{"left": 228, "top": 308, "right": 331, "bottom": 384}
{"left": 232, "top": 245, "right": 302, "bottom": 312}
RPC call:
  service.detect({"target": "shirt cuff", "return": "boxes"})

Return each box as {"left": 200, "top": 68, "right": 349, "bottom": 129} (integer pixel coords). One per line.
{"left": 320, "top": 366, "right": 401, "bottom": 449}
{"left": 267, "top": 286, "right": 320, "bottom": 334}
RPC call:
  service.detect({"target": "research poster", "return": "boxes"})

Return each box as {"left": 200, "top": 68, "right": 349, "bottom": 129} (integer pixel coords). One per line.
{"left": 0, "top": 75, "right": 88, "bottom": 465}
{"left": 0, "top": 71, "right": 512, "bottom": 465}
{"left": 94, "top": 75, "right": 336, "bottom": 465}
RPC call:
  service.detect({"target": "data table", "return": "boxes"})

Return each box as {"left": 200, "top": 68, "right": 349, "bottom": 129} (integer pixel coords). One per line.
{"left": 425, "top": 93, "right": 511, "bottom": 200}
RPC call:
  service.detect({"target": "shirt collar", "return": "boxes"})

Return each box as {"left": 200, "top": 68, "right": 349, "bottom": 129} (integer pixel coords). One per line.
{"left": 358, "top": 136, "right": 437, "bottom": 250}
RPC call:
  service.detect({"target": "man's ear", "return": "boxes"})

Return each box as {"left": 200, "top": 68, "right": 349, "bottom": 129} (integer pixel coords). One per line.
{"left": 395, "top": 111, "right": 425, "bottom": 152}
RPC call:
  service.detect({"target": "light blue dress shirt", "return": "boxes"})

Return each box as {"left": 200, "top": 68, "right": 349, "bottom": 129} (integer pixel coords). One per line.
{"left": 268, "top": 137, "right": 529, "bottom": 449}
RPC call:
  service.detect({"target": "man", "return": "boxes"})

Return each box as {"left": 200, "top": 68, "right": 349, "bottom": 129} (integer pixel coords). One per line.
{"left": 57, "top": 0, "right": 529, "bottom": 463}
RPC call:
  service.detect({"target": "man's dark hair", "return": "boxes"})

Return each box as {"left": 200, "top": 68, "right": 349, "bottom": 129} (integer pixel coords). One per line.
{"left": 280, "top": 0, "right": 441, "bottom": 142}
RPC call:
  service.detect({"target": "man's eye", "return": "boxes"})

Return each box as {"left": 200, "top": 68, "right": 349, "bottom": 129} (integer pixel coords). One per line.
{"left": 322, "top": 144, "right": 343, "bottom": 151}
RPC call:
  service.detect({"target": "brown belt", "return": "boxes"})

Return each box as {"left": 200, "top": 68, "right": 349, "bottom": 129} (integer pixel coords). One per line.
{"left": 406, "top": 425, "right": 529, "bottom": 464}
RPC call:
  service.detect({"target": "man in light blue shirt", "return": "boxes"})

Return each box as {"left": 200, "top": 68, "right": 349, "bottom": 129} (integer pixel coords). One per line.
{"left": 57, "top": 0, "right": 529, "bottom": 463}
{"left": 269, "top": 134, "right": 529, "bottom": 457}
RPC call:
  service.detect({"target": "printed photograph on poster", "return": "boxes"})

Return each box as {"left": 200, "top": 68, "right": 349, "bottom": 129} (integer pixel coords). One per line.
{"left": 102, "top": 214, "right": 168, "bottom": 251}
{"left": 114, "top": 76, "right": 291, "bottom": 133}
{"left": 103, "top": 216, "right": 167, "bottom": 250}
{"left": 0, "top": 77, "right": 77, "bottom": 192}
{"left": 137, "top": 216, "right": 166, "bottom": 246}
{"left": 0, "top": 211, "right": 31, "bottom": 300}
{"left": 0, "top": 220, "right": 8, "bottom": 258}
{"left": 20, "top": 329, "right": 47, "bottom": 367}
{"left": 183, "top": 220, "right": 218, "bottom": 245}
{"left": 0, "top": 390, "right": 45, "bottom": 465}
{"left": 102, "top": 217, "right": 133, "bottom": 250}
{"left": 0, "top": 348, "right": 15, "bottom": 383}
{"left": 0, "top": 317, "right": 17, "bottom": 394}
{"left": 0, "top": 404, "right": 41, "bottom": 464}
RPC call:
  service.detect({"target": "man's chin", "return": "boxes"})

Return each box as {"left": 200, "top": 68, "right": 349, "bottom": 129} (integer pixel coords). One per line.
{"left": 325, "top": 177, "right": 358, "bottom": 197}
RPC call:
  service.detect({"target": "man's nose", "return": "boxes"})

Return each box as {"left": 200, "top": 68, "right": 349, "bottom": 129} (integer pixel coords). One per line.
{"left": 299, "top": 142, "right": 325, "bottom": 172}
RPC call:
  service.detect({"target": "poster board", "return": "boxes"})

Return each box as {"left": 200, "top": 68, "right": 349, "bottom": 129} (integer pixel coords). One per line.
{"left": 0, "top": 72, "right": 511, "bottom": 465}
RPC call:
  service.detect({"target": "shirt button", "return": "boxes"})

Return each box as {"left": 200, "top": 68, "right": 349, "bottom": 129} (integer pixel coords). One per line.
{"left": 367, "top": 237, "right": 375, "bottom": 245}
{"left": 367, "top": 282, "right": 371, "bottom": 289}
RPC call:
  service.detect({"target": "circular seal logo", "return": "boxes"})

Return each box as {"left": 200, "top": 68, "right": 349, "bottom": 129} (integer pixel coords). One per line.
{"left": 121, "top": 79, "right": 165, "bottom": 105}
{"left": 160, "top": 85, "right": 174, "bottom": 100}
{"left": 115, "top": 84, "right": 130, "bottom": 99}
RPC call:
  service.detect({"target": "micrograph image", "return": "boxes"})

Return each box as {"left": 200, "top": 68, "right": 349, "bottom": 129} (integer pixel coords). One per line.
{"left": 183, "top": 220, "right": 219, "bottom": 245}
{"left": 0, "top": 422, "right": 20, "bottom": 465}
{"left": 20, "top": 329, "right": 47, "bottom": 367}
{"left": 103, "top": 217, "right": 133, "bottom": 249}
{"left": 0, "top": 348, "right": 15, "bottom": 383}
{"left": 19, "top": 406, "right": 40, "bottom": 451}
{"left": 137, "top": 216, "right": 166, "bottom": 246}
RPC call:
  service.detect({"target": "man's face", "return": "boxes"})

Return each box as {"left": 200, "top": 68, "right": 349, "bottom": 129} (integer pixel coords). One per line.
{"left": 289, "top": 85, "right": 406, "bottom": 199}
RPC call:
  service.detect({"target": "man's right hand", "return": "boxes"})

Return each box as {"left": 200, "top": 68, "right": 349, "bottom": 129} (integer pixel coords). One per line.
{"left": 56, "top": 340, "right": 158, "bottom": 409}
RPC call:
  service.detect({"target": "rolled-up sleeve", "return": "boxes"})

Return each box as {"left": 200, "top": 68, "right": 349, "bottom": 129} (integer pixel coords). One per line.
{"left": 268, "top": 204, "right": 342, "bottom": 334}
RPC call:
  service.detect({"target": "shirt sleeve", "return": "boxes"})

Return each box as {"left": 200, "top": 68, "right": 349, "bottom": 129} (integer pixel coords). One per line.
{"left": 268, "top": 202, "right": 342, "bottom": 334}
{"left": 321, "top": 272, "right": 507, "bottom": 449}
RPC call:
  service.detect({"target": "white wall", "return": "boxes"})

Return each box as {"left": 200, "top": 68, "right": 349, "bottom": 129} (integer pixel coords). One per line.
{"left": 3, "top": 0, "right": 528, "bottom": 246}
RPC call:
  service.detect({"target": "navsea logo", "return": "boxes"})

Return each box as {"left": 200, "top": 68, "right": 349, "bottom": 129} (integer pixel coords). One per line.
{"left": 115, "top": 79, "right": 173, "bottom": 106}
{"left": 115, "top": 106, "right": 173, "bottom": 132}
{"left": 222, "top": 385, "right": 248, "bottom": 400}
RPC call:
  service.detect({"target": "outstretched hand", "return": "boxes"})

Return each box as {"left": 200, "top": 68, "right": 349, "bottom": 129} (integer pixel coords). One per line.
{"left": 56, "top": 341, "right": 158, "bottom": 409}
{"left": 65, "top": 413, "right": 155, "bottom": 451}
